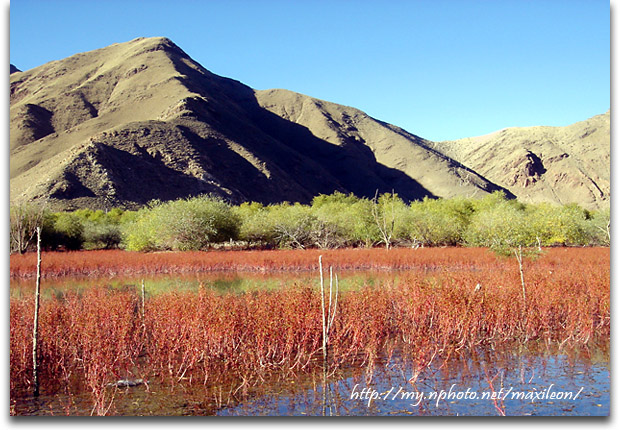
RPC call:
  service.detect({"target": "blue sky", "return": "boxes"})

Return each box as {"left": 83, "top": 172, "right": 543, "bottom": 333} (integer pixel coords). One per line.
{"left": 9, "top": 0, "right": 610, "bottom": 141}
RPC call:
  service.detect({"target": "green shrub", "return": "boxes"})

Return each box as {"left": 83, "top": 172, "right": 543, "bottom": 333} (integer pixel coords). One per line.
{"left": 310, "top": 193, "right": 366, "bottom": 248}
{"left": 526, "top": 203, "right": 592, "bottom": 246}
{"left": 235, "top": 202, "right": 278, "bottom": 245}
{"left": 82, "top": 222, "right": 122, "bottom": 249}
{"left": 122, "top": 196, "right": 240, "bottom": 251}
{"left": 46, "top": 213, "right": 85, "bottom": 250}
{"left": 369, "top": 192, "right": 409, "bottom": 249}
{"left": 267, "top": 203, "right": 316, "bottom": 249}
{"left": 67, "top": 208, "right": 126, "bottom": 249}
{"left": 587, "top": 207, "right": 610, "bottom": 246}
{"left": 464, "top": 199, "right": 533, "bottom": 248}
{"left": 405, "top": 197, "right": 474, "bottom": 246}
{"left": 11, "top": 190, "right": 608, "bottom": 252}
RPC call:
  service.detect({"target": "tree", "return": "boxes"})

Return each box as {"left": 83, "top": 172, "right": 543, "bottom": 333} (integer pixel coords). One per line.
{"left": 51, "top": 213, "right": 85, "bottom": 250}
{"left": 235, "top": 202, "right": 278, "bottom": 246}
{"left": 269, "top": 203, "right": 316, "bottom": 249}
{"left": 10, "top": 203, "right": 47, "bottom": 254}
{"left": 371, "top": 191, "right": 407, "bottom": 249}
{"left": 342, "top": 198, "right": 380, "bottom": 247}
{"left": 588, "top": 207, "right": 610, "bottom": 246}
{"left": 310, "top": 193, "right": 361, "bottom": 249}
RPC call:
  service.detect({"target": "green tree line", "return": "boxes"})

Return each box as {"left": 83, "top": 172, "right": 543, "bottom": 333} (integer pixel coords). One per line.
{"left": 9, "top": 192, "right": 610, "bottom": 253}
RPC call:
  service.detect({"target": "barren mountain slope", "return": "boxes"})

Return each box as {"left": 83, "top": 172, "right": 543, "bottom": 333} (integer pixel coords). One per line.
{"left": 255, "top": 89, "right": 505, "bottom": 200}
{"left": 10, "top": 37, "right": 506, "bottom": 210}
{"left": 433, "top": 111, "right": 610, "bottom": 209}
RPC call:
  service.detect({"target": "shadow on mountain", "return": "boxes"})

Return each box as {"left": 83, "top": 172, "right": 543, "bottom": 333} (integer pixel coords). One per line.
{"left": 52, "top": 143, "right": 247, "bottom": 209}
{"left": 171, "top": 59, "right": 436, "bottom": 203}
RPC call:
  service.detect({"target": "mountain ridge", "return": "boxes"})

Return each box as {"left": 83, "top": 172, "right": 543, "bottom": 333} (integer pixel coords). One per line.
{"left": 9, "top": 37, "right": 609, "bottom": 210}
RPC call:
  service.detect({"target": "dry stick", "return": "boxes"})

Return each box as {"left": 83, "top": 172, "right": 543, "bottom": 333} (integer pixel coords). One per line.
{"left": 32, "top": 227, "right": 42, "bottom": 397}
{"left": 327, "top": 273, "right": 339, "bottom": 339}
{"left": 514, "top": 245, "right": 528, "bottom": 336}
{"left": 514, "top": 246, "right": 526, "bottom": 306}
{"left": 328, "top": 266, "right": 333, "bottom": 339}
{"left": 326, "top": 268, "right": 332, "bottom": 344}
{"left": 319, "top": 256, "right": 327, "bottom": 362}
{"left": 141, "top": 279, "right": 146, "bottom": 320}
{"left": 319, "top": 256, "right": 340, "bottom": 372}
{"left": 322, "top": 262, "right": 339, "bottom": 416}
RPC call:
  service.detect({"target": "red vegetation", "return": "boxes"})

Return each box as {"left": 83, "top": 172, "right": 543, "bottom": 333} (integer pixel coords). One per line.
{"left": 9, "top": 247, "right": 609, "bottom": 279}
{"left": 10, "top": 248, "right": 609, "bottom": 415}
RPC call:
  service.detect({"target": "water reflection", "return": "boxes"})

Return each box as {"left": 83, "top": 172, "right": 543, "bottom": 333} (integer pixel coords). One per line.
{"left": 10, "top": 270, "right": 397, "bottom": 298}
{"left": 219, "top": 345, "right": 610, "bottom": 416}
{"left": 11, "top": 341, "right": 609, "bottom": 416}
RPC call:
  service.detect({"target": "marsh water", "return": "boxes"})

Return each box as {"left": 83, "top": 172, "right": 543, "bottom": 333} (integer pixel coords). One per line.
{"left": 10, "top": 271, "right": 610, "bottom": 416}
{"left": 219, "top": 346, "right": 610, "bottom": 416}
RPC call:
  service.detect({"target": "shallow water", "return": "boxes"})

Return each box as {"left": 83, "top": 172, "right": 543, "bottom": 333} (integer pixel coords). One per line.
{"left": 12, "top": 344, "right": 609, "bottom": 416}
{"left": 218, "top": 349, "right": 610, "bottom": 416}
{"left": 10, "top": 270, "right": 399, "bottom": 298}
{"left": 10, "top": 270, "right": 610, "bottom": 416}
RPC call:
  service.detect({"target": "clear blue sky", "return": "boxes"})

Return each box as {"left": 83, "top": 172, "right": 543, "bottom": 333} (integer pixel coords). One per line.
{"left": 9, "top": 0, "right": 610, "bottom": 141}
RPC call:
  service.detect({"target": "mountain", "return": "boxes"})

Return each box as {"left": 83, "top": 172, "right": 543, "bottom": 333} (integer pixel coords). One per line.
{"left": 9, "top": 37, "right": 609, "bottom": 210}
{"left": 432, "top": 111, "right": 610, "bottom": 209}
{"left": 10, "top": 64, "right": 21, "bottom": 74}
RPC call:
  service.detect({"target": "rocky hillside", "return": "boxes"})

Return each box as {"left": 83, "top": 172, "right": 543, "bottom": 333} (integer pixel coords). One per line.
{"left": 9, "top": 37, "right": 609, "bottom": 210}
{"left": 433, "top": 111, "right": 610, "bottom": 209}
